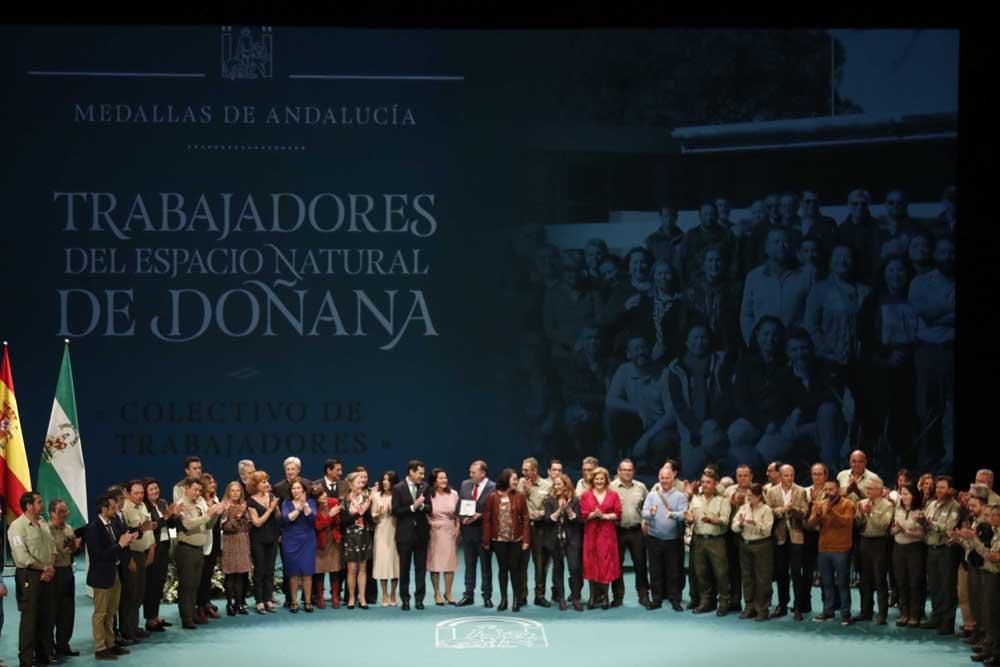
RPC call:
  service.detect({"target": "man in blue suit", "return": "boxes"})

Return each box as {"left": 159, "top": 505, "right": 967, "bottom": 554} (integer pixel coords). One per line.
{"left": 455, "top": 460, "right": 496, "bottom": 608}
{"left": 86, "top": 494, "right": 136, "bottom": 661}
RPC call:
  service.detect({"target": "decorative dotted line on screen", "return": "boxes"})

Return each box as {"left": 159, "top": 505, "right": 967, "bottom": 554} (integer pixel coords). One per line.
{"left": 186, "top": 144, "right": 307, "bottom": 151}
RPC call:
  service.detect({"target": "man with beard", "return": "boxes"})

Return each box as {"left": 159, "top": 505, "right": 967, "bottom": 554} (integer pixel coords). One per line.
{"left": 836, "top": 188, "right": 880, "bottom": 290}
{"left": 685, "top": 246, "right": 743, "bottom": 360}
{"left": 583, "top": 239, "right": 610, "bottom": 290}
{"left": 780, "top": 329, "right": 850, "bottom": 476}
{"left": 676, "top": 203, "right": 739, "bottom": 289}
{"left": 908, "top": 236, "right": 955, "bottom": 473}
{"left": 605, "top": 337, "right": 675, "bottom": 470}
{"left": 645, "top": 206, "right": 685, "bottom": 270}
{"left": 740, "top": 228, "right": 811, "bottom": 347}
{"left": 796, "top": 190, "right": 838, "bottom": 253}
{"left": 728, "top": 316, "right": 792, "bottom": 474}
{"left": 666, "top": 324, "right": 732, "bottom": 482}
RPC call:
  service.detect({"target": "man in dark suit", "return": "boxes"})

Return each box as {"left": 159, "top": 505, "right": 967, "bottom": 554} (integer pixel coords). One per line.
{"left": 391, "top": 459, "right": 432, "bottom": 611}
{"left": 456, "top": 460, "right": 495, "bottom": 608}
{"left": 105, "top": 485, "right": 134, "bottom": 647}
{"left": 272, "top": 456, "right": 305, "bottom": 502}
{"left": 86, "top": 494, "right": 136, "bottom": 661}
{"left": 317, "top": 458, "right": 344, "bottom": 498}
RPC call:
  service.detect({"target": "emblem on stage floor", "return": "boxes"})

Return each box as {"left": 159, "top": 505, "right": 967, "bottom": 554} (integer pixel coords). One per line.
{"left": 221, "top": 26, "right": 273, "bottom": 80}
{"left": 435, "top": 617, "right": 549, "bottom": 649}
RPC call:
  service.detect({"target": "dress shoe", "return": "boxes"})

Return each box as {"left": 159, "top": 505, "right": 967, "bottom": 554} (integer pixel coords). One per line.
{"left": 972, "top": 653, "right": 994, "bottom": 663}
{"left": 111, "top": 647, "right": 130, "bottom": 656}
{"left": 840, "top": 617, "right": 852, "bottom": 626}
{"left": 401, "top": 601, "right": 410, "bottom": 611}
{"left": 456, "top": 596, "right": 474, "bottom": 607}
{"left": 755, "top": 614, "right": 770, "bottom": 622}
{"left": 739, "top": 609, "right": 756, "bottom": 620}
{"left": 770, "top": 606, "right": 788, "bottom": 618}
{"left": 876, "top": 615, "right": 888, "bottom": 625}
{"left": 497, "top": 598, "right": 508, "bottom": 612}
{"left": 56, "top": 647, "right": 80, "bottom": 657}
{"left": 693, "top": 605, "right": 714, "bottom": 614}
{"left": 573, "top": 600, "right": 584, "bottom": 612}
{"left": 646, "top": 600, "right": 663, "bottom": 611}
{"left": 639, "top": 595, "right": 651, "bottom": 608}
{"left": 534, "top": 597, "right": 552, "bottom": 608}
{"left": 483, "top": 598, "right": 493, "bottom": 609}
{"left": 512, "top": 600, "right": 521, "bottom": 612}
{"left": 558, "top": 598, "right": 568, "bottom": 611}
{"left": 812, "top": 613, "right": 833, "bottom": 622}
{"left": 687, "top": 600, "right": 698, "bottom": 610}
{"left": 182, "top": 623, "right": 197, "bottom": 630}
{"left": 518, "top": 597, "right": 528, "bottom": 607}
{"left": 145, "top": 622, "right": 165, "bottom": 632}
{"left": 794, "top": 611, "right": 804, "bottom": 621}
{"left": 716, "top": 608, "right": 728, "bottom": 617}
{"left": 671, "top": 602, "right": 684, "bottom": 612}
{"left": 852, "top": 614, "right": 873, "bottom": 623}
{"left": 94, "top": 650, "right": 118, "bottom": 661}
{"left": 206, "top": 606, "right": 221, "bottom": 619}
{"left": 939, "top": 626, "right": 955, "bottom": 635}
{"left": 610, "top": 598, "right": 623, "bottom": 608}
{"left": 600, "top": 599, "right": 609, "bottom": 610}
{"left": 33, "top": 658, "right": 60, "bottom": 665}
{"left": 415, "top": 601, "right": 425, "bottom": 610}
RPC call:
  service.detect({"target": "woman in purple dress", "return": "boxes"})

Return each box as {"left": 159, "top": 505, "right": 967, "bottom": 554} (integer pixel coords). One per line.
{"left": 280, "top": 477, "right": 317, "bottom": 613}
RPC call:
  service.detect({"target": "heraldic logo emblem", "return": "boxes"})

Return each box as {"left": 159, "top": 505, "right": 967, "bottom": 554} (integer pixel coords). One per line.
{"left": 0, "top": 401, "right": 18, "bottom": 454}
{"left": 43, "top": 422, "right": 79, "bottom": 462}
{"left": 221, "top": 26, "right": 274, "bottom": 80}
{"left": 435, "top": 617, "right": 549, "bottom": 649}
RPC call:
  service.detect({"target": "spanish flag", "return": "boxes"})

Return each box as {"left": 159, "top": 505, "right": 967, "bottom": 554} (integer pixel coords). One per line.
{"left": 1, "top": 342, "right": 32, "bottom": 521}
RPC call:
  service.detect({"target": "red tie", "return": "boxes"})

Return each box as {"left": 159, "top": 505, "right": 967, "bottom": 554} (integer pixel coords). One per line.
{"left": 472, "top": 484, "right": 479, "bottom": 501}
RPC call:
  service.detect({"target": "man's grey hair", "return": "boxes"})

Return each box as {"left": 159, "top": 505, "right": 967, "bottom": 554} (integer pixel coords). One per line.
{"left": 283, "top": 456, "right": 302, "bottom": 469}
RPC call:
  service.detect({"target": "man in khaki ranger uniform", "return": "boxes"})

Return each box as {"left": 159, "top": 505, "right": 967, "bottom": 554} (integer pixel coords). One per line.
{"left": 922, "top": 475, "right": 962, "bottom": 634}
{"left": 9, "top": 491, "right": 56, "bottom": 667}
{"left": 853, "top": 478, "right": 893, "bottom": 624}
{"left": 686, "top": 469, "right": 731, "bottom": 616}
{"left": 765, "top": 464, "right": 809, "bottom": 620}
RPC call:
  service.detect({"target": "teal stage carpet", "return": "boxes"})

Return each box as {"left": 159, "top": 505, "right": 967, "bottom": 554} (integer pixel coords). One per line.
{"left": 0, "top": 565, "right": 973, "bottom": 666}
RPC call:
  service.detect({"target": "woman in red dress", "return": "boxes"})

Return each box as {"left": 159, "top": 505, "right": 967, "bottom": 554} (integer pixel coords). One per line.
{"left": 579, "top": 466, "right": 622, "bottom": 609}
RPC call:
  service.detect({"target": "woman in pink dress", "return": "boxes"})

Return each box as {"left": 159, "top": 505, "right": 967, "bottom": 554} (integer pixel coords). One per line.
{"left": 426, "top": 468, "right": 460, "bottom": 605}
{"left": 579, "top": 466, "right": 622, "bottom": 609}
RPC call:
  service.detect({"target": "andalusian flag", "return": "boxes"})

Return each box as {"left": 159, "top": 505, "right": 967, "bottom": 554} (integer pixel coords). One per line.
{"left": 0, "top": 341, "right": 32, "bottom": 521}
{"left": 37, "top": 342, "right": 88, "bottom": 528}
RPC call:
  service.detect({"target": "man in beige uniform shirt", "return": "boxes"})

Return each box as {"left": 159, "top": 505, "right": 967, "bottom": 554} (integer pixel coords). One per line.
{"left": 518, "top": 457, "right": 552, "bottom": 607}
{"left": 47, "top": 499, "right": 82, "bottom": 658}
{"left": 686, "top": 469, "right": 732, "bottom": 615}
{"left": 610, "top": 459, "right": 649, "bottom": 607}
{"left": 922, "top": 475, "right": 961, "bottom": 634}
{"left": 853, "top": 478, "right": 893, "bottom": 624}
{"left": 121, "top": 480, "right": 156, "bottom": 641}
{"left": 175, "top": 478, "right": 224, "bottom": 629}
{"left": 9, "top": 492, "right": 56, "bottom": 667}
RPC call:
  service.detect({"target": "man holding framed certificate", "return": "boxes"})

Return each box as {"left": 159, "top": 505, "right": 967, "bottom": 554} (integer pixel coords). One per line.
{"left": 455, "top": 461, "right": 495, "bottom": 608}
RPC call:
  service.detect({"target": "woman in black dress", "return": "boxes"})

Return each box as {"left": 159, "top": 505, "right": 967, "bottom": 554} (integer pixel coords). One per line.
{"left": 246, "top": 471, "right": 282, "bottom": 613}
{"left": 142, "top": 478, "right": 181, "bottom": 631}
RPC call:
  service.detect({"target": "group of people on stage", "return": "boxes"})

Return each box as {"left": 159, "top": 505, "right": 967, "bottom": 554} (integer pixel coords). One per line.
{"left": 2, "top": 450, "right": 997, "bottom": 665}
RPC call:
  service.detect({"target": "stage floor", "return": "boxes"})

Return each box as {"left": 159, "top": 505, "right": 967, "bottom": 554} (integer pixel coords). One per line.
{"left": 0, "top": 565, "right": 972, "bottom": 666}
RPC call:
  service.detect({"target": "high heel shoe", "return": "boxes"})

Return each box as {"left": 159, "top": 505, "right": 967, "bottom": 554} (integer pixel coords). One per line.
{"left": 304, "top": 603, "right": 314, "bottom": 613}
{"left": 290, "top": 604, "right": 299, "bottom": 614}
{"left": 435, "top": 597, "right": 445, "bottom": 606}
{"left": 238, "top": 604, "right": 249, "bottom": 615}
{"left": 256, "top": 605, "right": 266, "bottom": 615}
{"left": 359, "top": 602, "right": 369, "bottom": 610}
{"left": 497, "top": 597, "right": 508, "bottom": 612}
{"left": 226, "top": 601, "right": 236, "bottom": 617}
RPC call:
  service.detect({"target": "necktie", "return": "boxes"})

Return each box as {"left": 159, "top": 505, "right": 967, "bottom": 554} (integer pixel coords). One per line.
{"left": 411, "top": 484, "right": 418, "bottom": 500}
{"left": 472, "top": 484, "right": 480, "bottom": 501}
